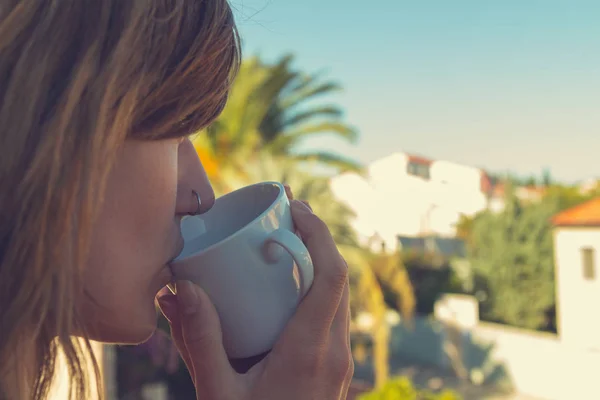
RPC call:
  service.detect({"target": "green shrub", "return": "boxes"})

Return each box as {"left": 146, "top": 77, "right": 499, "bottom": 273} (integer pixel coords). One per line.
{"left": 358, "top": 377, "right": 462, "bottom": 400}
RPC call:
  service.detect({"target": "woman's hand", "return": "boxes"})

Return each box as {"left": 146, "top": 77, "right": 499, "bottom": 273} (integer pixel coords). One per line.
{"left": 156, "top": 189, "right": 353, "bottom": 399}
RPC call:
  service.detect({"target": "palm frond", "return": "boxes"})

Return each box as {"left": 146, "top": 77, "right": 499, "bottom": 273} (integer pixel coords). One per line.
{"left": 266, "top": 122, "right": 359, "bottom": 154}
{"left": 282, "top": 105, "right": 343, "bottom": 128}
{"left": 291, "top": 151, "right": 364, "bottom": 173}
{"left": 280, "top": 81, "right": 343, "bottom": 111}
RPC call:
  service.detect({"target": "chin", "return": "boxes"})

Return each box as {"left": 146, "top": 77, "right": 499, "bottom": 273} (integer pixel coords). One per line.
{"left": 93, "top": 323, "right": 157, "bottom": 345}
{"left": 122, "top": 324, "right": 158, "bottom": 345}
{"left": 87, "top": 310, "right": 158, "bottom": 345}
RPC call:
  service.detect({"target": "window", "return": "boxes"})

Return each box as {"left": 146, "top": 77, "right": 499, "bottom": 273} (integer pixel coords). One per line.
{"left": 407, "top": 162, "right": 430, "bottom": 180}
{"left": 581, "top": 247, "right": 596, "bottom": 280}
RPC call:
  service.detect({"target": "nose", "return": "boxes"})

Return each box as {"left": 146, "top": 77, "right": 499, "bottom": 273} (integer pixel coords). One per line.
{"left": 175, "top": 139, "right": 216, "bottom": 216}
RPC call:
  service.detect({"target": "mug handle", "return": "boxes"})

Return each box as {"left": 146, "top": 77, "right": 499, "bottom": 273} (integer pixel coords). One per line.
{"left": 263, "top": 229, "right": 314, "bottom": 299}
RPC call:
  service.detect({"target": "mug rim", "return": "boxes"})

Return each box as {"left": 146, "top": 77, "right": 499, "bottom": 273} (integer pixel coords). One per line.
{"left": 173, "top": 181, "right": 285, "bottom": 262}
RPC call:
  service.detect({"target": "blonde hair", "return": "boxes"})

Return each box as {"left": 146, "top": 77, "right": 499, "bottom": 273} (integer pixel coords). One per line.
{"left": 0, "top": 1, "right": 240, "bottom": 398}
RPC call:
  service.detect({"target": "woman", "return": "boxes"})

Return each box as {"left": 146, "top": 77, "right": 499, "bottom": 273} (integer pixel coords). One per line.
{"left": 0, "top": 1, "right": 353, "bottom": 399}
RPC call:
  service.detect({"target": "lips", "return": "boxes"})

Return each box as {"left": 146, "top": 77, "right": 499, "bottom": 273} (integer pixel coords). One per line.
{"left": 158, "top": 219, "right": 185, "bottom": 291}
{"left": 166, "top": 234, "right": 184, "bottom": 280}
{"left": 175, "top": 235, "right": 185, "bottom": 257}
{"left": 155, "top": 264, "right": 175, "bottom": 293}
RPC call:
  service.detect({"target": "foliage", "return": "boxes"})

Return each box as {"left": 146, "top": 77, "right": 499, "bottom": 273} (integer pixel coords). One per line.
{"left": 543, "top": 183, "right": 600, "bottom": 210}
{"left": 454, "top": 214, "right": 474, "bottom": 243}
{"left": 459, "top": 180, "right": 600, "bottom": 331}
{"left": 467, "top": 187, "right": 558, "bottom": 330}
{"left": 194, "top": 54, "right": 362, "bottom": 193}
{"left": 370, "top": 253, "right": 416, "bottom": 323}
{"left": 487, "top": 168, "right": 553, "bottom": 188}
{"left": 401, "top": 253, "right": 461, "bottom": 316}
{"left": 358, "top": 377, "right": 462, "bottom": 400}
{"left": 349, "top": 252, "right": 390, "bottom": 387}
{"left": 458, "top": 178, "right": 600, "bottom": 243}
{"left": 348, "top": 248, "right": 416, "bottom": 387}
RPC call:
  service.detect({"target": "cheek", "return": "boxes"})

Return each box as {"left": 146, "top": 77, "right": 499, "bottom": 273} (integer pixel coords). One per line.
{"left": 80, "top": 141, "right": 180, "bottom": 341}
{"left": 82, "top": 214, "right": 175, "bottom": 342}
{"left": 88, "top": 176, "right": 177, "bottom": 289}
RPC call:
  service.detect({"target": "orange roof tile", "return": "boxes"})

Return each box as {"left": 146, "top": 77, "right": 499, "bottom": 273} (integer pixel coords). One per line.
{"left": 407, "top": 153, "right": 433, "bottom": 166}
{"left": 552, "top": 197, "right": 600, "bottom": 227}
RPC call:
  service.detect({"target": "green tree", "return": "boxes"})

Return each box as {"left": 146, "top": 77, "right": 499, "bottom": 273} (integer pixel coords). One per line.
{"left": 454, "top": 213, "right": 475, "bottom": 243}
{"left": 348, "top": 247, "right": 415, "bottom": 388}
{"left": 541, "top": 168, "right": 552, "bottom": 187}
{"left": 467, "top": 187, "right": 557, "bottom": 330}
{"left": 459, "top": 179, "right": 599, "bottom": 331}
{"left": 194, "top": 54, "right": 361, "bottom": 192}
{"left": 544, "top": 183, "right": 600, "bottom": 210}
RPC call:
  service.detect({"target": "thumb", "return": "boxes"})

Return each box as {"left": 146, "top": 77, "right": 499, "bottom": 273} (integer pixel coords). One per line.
{"left": 174, "top": 280, "right": 234, "bottom": 395}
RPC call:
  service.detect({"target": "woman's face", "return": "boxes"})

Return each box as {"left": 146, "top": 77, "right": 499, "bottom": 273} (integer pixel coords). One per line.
{"left": 81, "top": 138, "right": 215, "bottom": 343}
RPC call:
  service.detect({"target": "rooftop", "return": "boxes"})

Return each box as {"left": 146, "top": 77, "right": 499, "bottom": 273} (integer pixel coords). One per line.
{"left": 552, "top": 197, "right": 600, "bottom": 227}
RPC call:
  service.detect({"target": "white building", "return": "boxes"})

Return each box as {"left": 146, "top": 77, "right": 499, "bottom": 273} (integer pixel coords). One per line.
{"left": 487, "top": 183, "right": 547, "bottom": 214}
{"left": 553, "top": 197, "right": 600, "bottom": 351}
{"left": 330, "top": 152, "right": 490, "bottom": 251}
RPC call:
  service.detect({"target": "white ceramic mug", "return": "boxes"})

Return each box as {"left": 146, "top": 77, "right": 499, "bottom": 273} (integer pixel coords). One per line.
{"left": 170, "top": 181, "right": 314, "bottom": 359}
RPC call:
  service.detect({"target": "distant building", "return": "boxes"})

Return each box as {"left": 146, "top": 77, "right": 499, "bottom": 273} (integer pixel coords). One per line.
{"left": 331, "top": 152, "right": 489, "bottom": 251}
{"left": 487, "top": 183, "right": 547, "bottom": 213}
{"left": 552, "top": 197, "right": 600, "bottom": 350}
{"left": 397, "top": 235, "right": 466, "bottom": 258}
{"left": 578, "top": 177, "right": 600, "bottom": 195}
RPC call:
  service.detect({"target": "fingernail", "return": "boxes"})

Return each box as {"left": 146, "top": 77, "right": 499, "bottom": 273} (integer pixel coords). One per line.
{"left": 157, "top": 295, "right": 178, "bottom": 322}
{"left": 292, "top": 200, "right": 312, "bottom": 213}
{"left": 302, "top": 201, "right": 313, "bottom": 212}
{"left": 176, "top": 280, "right": 199, "bottom": 316}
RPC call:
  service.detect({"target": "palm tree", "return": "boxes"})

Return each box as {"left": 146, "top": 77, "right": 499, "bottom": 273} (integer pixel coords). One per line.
{"left": 193, "top": 54, "right": 362, "bottom": 192}
{"left": 255, "top": 55, "right": 359, "bottom": 170}
{"left": 224, "top": 153, "right": 414, "bottom": 387}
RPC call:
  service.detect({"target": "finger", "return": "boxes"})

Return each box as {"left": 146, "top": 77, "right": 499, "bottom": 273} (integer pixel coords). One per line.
{"left": 156, "top": 292, "right": 195, "bottom": 379}
{"left": 343, "top": 308, "right": 354, "bottom": 398}
{"left": 286, "top": 200, "right": 348, "bottom": 341}
{"left": 174, "top": 280, "right": 234, "bottom": 395}
{"left": 284, "top": 184, "right": 294, "bottom": 200}
{"left": 341, "top": 368, "right": 354, "bottom": 400}
{"left": 331, "top": 277, "right": 350, "bottom": 344}
{"left": 331, "top": 279, "right": 353, "bottom": 399}
{"left": 300, "top": 200, "right": 313, "bottom": 212}
{"left": 293, "top": 201, "right": 311, "bottom": 241}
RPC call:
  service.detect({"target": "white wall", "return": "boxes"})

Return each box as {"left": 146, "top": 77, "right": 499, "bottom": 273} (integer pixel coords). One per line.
{"left": 553, "top": 228, "right": 600, "bottom": 350}
{"left": 429, "top": 160, "right": 482, "bottom": 191}
{"left": 368, "top": 153, "right": 410, "bottom": 187}
{"left": 330, "top": 152, "right": 488, "bottom": 250}
{"left": 387, "top": 295, "right": 600, "bottom": 400}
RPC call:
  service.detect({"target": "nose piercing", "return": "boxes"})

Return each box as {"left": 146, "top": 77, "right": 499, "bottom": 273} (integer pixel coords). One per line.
{"left": 190, "top": 190, "right": 202, "bottom": 215}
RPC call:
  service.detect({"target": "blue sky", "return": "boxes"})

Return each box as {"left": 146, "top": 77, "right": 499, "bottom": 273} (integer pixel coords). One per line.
{"left": 231, "top": 0, "right": 600, "bottom": 182}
